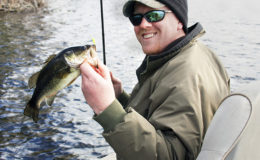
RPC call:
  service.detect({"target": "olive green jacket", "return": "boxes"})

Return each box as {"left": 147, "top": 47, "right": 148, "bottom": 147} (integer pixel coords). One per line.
{"left": 94, "top": 23, "right": 230, "bottom": 160}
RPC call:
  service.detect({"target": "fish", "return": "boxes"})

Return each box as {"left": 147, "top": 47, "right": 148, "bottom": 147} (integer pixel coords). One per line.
{"left": 24, "top": 44, "right": 98, "bottom": 122}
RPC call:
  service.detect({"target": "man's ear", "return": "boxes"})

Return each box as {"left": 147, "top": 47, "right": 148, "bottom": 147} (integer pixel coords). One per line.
{"left": 177, "top": 22, "right": 183, "bottom": 31}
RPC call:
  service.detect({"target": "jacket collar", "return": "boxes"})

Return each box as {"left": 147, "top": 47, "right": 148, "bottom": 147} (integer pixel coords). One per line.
{"left": 136, "top": 22, "right": 205, "bottom": 83}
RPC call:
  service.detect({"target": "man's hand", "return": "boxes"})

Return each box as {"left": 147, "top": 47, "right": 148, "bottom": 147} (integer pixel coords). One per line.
{"left": 80, "top": 60, "right": 115, "bottom": 115}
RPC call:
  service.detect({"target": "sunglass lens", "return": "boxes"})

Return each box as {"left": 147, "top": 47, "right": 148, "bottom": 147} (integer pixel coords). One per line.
{"left": 129, "top": 14, "right": 143, "bottom": 26}
{"left": 146, "top": 11, "right": 165, "bottom": 22}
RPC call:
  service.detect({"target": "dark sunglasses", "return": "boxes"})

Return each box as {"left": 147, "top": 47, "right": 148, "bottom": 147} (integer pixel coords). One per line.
{"left": 129, "top": 10, "right": 172, "bottom": 26}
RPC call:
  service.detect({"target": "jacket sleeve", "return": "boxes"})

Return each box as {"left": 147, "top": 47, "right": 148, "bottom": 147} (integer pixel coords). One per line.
{"left": 95, "top": 105, "right": 186, "bottom": 160}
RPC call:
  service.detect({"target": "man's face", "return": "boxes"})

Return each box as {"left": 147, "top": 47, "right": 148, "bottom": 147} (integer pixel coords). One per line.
{"left": 133, "top": 3, "right": 184, "bottom": 55}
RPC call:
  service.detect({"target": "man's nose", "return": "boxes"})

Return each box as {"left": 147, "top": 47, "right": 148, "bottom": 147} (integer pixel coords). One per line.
{"left": 139, "top": 18, "right": 152, "bottom": 28}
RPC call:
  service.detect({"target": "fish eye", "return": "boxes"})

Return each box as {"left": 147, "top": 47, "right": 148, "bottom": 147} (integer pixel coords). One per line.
{"left": 84, "top": 45, "right": 91, "bottom": 50}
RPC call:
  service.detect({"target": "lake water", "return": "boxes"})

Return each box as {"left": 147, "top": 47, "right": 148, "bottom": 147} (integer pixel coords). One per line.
{"left": 0, "top": 0, "right": 259, "bottom": 159}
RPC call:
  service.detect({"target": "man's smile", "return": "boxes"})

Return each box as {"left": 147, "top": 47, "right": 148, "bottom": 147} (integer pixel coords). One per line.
{"left": 142, "top": 32, "right": 157, "bottom": 39}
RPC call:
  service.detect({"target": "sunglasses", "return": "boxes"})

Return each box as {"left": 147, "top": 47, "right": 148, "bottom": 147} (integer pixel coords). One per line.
{"left": 129, "top": 10, "right": 172, "bottom": 26}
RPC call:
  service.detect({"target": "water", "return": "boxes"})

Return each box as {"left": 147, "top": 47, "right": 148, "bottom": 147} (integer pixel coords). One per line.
{"left": 0, "top": 0, "right": 259, "bottom": 159}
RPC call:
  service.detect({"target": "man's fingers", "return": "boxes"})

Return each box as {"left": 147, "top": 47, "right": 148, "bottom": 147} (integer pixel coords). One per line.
{"left": 110, "top": 71, "right": 119, "bottom": 82}
{"left": 97, "top": 60, "right": 111, "bottom": 80}
{"left": 80, "top": 60, "right": 98, "bottom": 79}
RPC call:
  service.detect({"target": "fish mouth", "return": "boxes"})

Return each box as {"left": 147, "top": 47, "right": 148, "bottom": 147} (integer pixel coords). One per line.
{"left": 88, "top": 44, "right": 96, "bottom": 51}
{"left": 87, "top": 46, "right": 98, "bottom": 67}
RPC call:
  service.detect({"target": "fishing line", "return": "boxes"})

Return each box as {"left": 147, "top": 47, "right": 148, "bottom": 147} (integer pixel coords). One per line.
{"left": 100, "top": 0, "right": 106, "bottom": 65}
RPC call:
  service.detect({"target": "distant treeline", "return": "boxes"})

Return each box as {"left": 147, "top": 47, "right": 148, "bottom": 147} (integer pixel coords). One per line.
{"left": 0, "top": 0, "right": 45, "bottom": 12}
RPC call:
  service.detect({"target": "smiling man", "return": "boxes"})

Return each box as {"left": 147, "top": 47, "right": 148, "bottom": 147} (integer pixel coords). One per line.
{"left": 80, "top": 0, "right": 230, "bottom": 159}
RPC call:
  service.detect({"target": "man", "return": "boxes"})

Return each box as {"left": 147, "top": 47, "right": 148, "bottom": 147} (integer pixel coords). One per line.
{"left": 80, "top": 0, "right": 230, "bottom": 159}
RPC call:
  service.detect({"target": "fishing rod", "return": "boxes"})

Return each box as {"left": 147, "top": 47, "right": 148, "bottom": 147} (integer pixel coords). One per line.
{"left": 100, "top": 0, "right": 106, "bottom": 65}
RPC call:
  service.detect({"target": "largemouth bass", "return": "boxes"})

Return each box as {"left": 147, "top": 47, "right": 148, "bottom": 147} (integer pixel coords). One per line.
{"left": 24, "top": 44, "right": 98, "bottom": 122}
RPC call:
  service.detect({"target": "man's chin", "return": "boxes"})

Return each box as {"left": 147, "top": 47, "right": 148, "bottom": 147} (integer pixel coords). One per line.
{"left": 142, "top": 47, "right": 160, "bottom": 55}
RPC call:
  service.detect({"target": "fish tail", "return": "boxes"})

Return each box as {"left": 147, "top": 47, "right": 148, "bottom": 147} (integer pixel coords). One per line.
{"left": 24, "top": 100, "right": 39, "bottom": 123}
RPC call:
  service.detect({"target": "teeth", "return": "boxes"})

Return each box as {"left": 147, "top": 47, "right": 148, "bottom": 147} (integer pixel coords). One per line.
{"left": 143, "top": 33, "right": 154, "bottom": 39}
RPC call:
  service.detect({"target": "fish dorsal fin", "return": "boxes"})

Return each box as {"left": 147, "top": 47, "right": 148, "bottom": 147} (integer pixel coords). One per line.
{"left": 28, "top": 54, "right": 57, "bottom": 89}
{"left": 28, "top": 71, "right": 40, "bottom": 89}
{"left": 44, "top": 54, "right": 56, "bottom": 64}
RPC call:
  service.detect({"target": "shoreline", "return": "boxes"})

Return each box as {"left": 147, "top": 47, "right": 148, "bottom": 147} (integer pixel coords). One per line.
{"left": 0, "top": 0, "right": 45, "bottom": 13}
